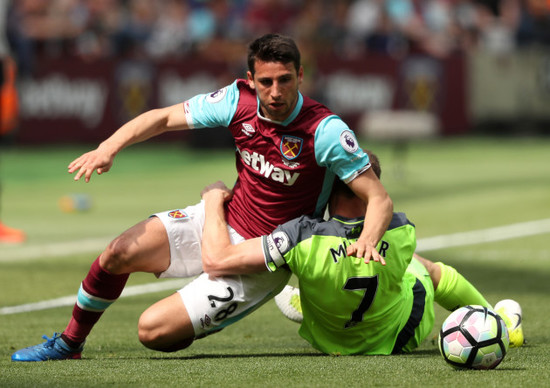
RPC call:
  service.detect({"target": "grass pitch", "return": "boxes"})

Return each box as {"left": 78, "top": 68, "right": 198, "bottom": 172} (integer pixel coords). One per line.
{"left": 1, "top": 137, "right": 549, "bottom": 387}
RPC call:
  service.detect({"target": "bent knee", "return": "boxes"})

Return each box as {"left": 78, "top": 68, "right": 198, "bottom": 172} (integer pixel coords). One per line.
{"left": 137, "top": 312, "right": 158, "bottom": 345}
{"left": 100, "top": 217, "right": 170, "bottom": 274}
{"left": 414, "top": 253, "right": 441, "bottom": 289}
{"left": 100, "top": 237, "right": 134, "bottom": 273}
{"left": 138, "top": 314, "right": 193, "bottom": 352}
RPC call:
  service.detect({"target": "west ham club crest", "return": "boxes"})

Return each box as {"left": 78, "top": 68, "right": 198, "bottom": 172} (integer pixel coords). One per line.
{"left": 168, "top": 210, "right": 188, "bottom": 219}
{"left": 280, "top": 135, "right": 303, "bottom": 160}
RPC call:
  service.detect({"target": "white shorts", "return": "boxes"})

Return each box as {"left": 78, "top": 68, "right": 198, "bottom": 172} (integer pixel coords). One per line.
{"left": 179, "top": 270, "right": 290, "bottom": 337}
{"left": 153, "top": 201, "right": 207, "bottom": 278}
{"left": 153, "top": 201, "right": 291, "bottom": 337}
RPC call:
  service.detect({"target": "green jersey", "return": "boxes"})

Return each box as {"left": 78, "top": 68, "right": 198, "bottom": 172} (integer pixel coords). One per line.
{"left": 262, "top": 212, "right": 432, "bottom": 355}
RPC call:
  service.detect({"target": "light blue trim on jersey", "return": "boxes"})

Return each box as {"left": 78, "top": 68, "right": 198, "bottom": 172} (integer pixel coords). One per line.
{"left": 312, "top": 116, "right": 369, "bottom": 216}
{"left": 313, "top": 173, "right": 335, "bottom": 218}
{"left": 314, "top": 115, "right": 370, "bottom": 182}
{"left": 185, "top": 81, "right": 240, "bottom": 128}
{"left": 255, "top": 92, "right": 304, "bottom": 126}
{"left": 280, "top": 92, "right": 303, "bottom": 126}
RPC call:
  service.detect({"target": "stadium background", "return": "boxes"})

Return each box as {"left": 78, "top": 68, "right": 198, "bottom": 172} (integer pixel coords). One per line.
{"left": 2, "top": 0, "right": 550, "bottom": 146}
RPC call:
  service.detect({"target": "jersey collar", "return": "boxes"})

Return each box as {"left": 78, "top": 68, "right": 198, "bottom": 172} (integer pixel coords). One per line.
{"left": 332, "top": 215, "right": 364, "bottom": 238}
{"left": 331, "top": 215, "right": 365, "bottom": 225}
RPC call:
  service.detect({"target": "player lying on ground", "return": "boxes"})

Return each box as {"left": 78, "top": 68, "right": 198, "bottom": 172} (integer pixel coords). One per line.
{"left": 11, "top": 34, "right": 393, "bottom": 361}
{"left": 200, "top": 151, "right": 524, "bottom": 355}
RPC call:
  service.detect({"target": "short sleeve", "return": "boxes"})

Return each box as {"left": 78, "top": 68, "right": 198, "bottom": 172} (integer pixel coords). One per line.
{"left": 184, "top": 80, "right": 240, "bottom": 129}
{"left": 314, "top": 116, "right": 370, "bottom": 183}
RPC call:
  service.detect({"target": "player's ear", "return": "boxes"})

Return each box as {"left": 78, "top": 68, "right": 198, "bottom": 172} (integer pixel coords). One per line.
{"left": 298, "top": 66, "right": 304, "bottom": 86}
{"left": 247, "top": 71, "right": 256, "bottom": 90}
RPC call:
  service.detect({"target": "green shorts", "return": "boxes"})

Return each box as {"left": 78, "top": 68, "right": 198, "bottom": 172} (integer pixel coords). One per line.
{"left": 396, "top": 257, "right": 435, "bottom": 353}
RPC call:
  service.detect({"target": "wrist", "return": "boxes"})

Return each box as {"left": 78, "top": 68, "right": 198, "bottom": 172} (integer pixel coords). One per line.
{"left": 357, "top": 235, "right": 377, "bottom": 248}
{"left": 98, "top": 141, "right": 119, "bottom": 157}
{"left": 203, "top": 191, "right": 226, "bottom": 204}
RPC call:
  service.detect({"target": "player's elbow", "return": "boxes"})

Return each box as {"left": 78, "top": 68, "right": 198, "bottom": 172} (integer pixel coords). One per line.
{"left": 376, "top": 190, "right": 393, "bottom": 216}
{"left": 201, "top": 251, "right": 216, "bottom": 273}
{"left": 385, "top": 194, "right": 394, "bottom": 214}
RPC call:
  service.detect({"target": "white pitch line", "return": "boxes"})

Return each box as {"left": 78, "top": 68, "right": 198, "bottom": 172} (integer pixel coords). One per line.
{"left": 0, "top": 279, "right": 192, "bottom": 315}
{"left": 1, "top": 218, "right": 549, "bottom": 315}
{"left": 416, "top": 218, "right": 550, "bottom": 252}
{"left": 0, "top": 237, "right": 113, "bottom": 262}
{"left": 3, "top": 218, "right": 550, "bottom": 262}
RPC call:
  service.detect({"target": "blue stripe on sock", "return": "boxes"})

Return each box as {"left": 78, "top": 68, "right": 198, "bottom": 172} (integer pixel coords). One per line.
{"left": 76, "top": 285, "right": 114, "bottom": 312}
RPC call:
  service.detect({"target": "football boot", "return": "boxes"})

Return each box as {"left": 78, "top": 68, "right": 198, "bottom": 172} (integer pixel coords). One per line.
{"left": 11, "top": 333, "right": 83, "bottom": 361}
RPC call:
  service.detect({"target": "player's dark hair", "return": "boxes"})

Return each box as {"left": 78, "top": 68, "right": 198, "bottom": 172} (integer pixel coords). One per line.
{"left": 247, "top": 34, "right": 301, "bottom": 76}
{"left": 332, "top": 150, "right": 381, "bottom": 198}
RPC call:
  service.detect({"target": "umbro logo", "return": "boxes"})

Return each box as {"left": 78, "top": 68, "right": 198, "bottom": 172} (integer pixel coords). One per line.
{"left": 241, "top": 123, "right": 255, "bottom": 137}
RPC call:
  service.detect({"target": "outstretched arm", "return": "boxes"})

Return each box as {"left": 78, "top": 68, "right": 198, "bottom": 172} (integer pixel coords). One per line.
{"left": 68, "top": 103, "right": 190, "bottom": 182}
{"left": 346, "top": 168, "right": 393, "bottom": 263}
{"left": 200, "top": 181, "right": 267, "bottom": 276}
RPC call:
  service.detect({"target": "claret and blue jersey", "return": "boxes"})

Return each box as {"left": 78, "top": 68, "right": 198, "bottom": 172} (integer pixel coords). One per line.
{"left": 184, "top": 79, "right": 370, "bottom": 238}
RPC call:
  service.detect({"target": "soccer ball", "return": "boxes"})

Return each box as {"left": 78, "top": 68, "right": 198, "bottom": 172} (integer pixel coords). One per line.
{"left": 439, "top": 305, "right": 510, "bottom": 370}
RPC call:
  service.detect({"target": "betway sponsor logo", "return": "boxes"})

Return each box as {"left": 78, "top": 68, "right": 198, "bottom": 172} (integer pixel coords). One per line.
{"left": 238, "top": 148, "right": 300, "bottom": 186}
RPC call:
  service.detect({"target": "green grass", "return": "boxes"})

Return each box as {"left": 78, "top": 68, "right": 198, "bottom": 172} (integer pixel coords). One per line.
{"left": 1, "top": 137, "right": 549, "bottom": 387}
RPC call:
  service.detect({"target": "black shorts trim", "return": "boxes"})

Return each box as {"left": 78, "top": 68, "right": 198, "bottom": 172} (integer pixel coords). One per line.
{"left": 391, "top": 278, "right": 426, "bottom": 354}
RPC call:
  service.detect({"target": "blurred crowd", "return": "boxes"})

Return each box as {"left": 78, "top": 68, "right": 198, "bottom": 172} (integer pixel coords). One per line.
{"left": 2, "top": 0, "right": 550, "bottom": 75}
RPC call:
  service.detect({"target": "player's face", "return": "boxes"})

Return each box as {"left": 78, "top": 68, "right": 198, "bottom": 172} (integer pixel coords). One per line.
{"left": 247, "top": 60, "right": 303, "bottom": 122}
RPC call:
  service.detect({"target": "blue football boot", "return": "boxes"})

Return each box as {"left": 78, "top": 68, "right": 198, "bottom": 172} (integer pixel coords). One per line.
{"left": 11, "top": 333, "right": 83, "bottom": 361}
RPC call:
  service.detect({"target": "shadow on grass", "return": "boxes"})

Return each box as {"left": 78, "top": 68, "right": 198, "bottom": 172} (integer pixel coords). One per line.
{"left": 150, "top": 352, "right": 326, "bottom": 361}
{"left": 148, "top": 348, "right": 444, "bottom": 361}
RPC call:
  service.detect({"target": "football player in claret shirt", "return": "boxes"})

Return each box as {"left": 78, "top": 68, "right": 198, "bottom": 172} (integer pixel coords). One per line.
{"left": 200, "top": 150, "right": 525, "bottom": 355}
{"left": 12, "top": 34, "right": 393, "bottom": 361}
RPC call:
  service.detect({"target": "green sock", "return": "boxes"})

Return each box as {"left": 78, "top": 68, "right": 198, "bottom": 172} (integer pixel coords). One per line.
{"left": 434, "top": 262, "right": 491, "bottom": 311}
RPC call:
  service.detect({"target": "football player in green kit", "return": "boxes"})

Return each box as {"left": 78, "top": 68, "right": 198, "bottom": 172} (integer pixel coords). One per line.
{"left": 200, "top": 150, "right": 524, "bottom": 355}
